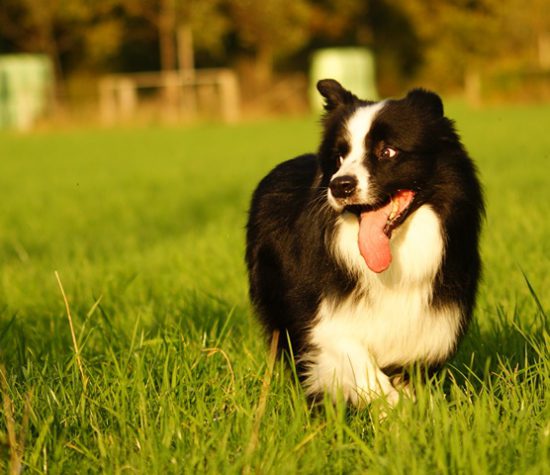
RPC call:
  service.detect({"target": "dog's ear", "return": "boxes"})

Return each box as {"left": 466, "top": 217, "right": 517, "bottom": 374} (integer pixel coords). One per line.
{"left": 406, "top": 88, "right": 444, "bottom": 117}
{"left": 317, "top": 79, "right": 356, "bottom": 111}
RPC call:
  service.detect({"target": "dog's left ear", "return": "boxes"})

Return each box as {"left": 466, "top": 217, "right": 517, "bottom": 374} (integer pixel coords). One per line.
{"left": 317, "top": 79, "right": 356, "bottom": 111}
{"left": 406, "top": 89, "right": 444, "bottom": 117}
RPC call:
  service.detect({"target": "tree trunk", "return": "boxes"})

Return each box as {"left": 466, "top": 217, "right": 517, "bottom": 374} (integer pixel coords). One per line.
{"left": 538, "top": 32, "right": 550, "bottom": 69}
{"left": 159, "top": 0, "right": 177, "bottom": 72}
{"left": 38, "top": 13, "right": 64, "bottom": 109}
{"left": 253, "top": 43, "right": 274, "bottom": 92}
{"left": 177, "top": 23, "right": 195, "bottom": 74}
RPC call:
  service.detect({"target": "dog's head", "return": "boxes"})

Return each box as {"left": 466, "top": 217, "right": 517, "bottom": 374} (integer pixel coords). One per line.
{"left": 316, "top": 79, "right": 455, "bottom": 272}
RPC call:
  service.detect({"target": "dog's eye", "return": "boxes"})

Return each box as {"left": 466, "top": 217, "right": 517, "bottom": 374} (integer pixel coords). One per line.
{"left": 335, "top": 141, "right": 349, "bottom": 165}
{"left": 380, "top": 146, "right": 398, "bottom": 160}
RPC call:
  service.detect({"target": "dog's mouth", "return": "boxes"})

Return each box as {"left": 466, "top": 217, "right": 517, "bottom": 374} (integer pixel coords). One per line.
{"left": 345, "top": 190, "right": 416, "bottom": 273}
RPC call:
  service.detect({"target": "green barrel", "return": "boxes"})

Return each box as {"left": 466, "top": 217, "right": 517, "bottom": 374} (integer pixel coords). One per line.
{"left": 309, "top": 47, "right": 378, "bottom": 112}
{"left": 0, "top": 54, "right": 54, "bottom": 130}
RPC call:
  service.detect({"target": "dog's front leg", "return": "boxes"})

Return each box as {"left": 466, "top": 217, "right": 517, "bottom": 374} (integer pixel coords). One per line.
{"left": 302, "top": 337, "right": 399, "bottom": 408}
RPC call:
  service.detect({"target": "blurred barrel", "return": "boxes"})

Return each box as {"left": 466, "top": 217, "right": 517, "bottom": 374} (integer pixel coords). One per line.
{"left": 309, "top": 48, "right": 378, "bottom": 112}
{"left": 0, "top": 54, "right": 54, "bottom": 131}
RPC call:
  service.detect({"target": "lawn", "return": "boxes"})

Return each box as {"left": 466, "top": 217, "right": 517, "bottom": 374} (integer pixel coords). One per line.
{"left": 0, "top": 103, "right": 548, "bottom": 474}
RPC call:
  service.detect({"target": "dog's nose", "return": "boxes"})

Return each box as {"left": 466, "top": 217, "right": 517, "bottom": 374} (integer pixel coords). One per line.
{"left": 329, "top": 175, "right": 358, "bottom": 199}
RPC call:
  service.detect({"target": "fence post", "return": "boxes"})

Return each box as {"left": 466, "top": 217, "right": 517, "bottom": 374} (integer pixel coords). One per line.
{"left": 218, "top": 69, "right": 240, "bottom": 123}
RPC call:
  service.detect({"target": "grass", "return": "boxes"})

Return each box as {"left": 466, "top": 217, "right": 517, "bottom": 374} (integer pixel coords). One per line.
{"left": 0, "top": 104, "right": 548, "bottom": 474}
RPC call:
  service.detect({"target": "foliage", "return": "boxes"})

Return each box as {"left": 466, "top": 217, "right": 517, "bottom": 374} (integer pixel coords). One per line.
{"left": 0, "top": 104, "right": 549, "bottom": 472}
{"left": 1, "top": 0, "right": 549, "bottom": 94}
{"left": 229, "top": 0, "right": 311, "bottom": 86}
{"left": 392, "top": 0, "right": 550, "bottom": 87}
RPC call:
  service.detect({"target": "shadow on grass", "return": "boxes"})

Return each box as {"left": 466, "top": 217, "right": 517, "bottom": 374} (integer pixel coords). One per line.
{"left": 447, "top": 277, "right": 547, "bottom": 396}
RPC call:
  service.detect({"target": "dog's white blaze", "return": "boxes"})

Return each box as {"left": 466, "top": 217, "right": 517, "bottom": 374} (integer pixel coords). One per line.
{"left": 328, "top": 103, "right": 386, "bottom": 209}
{"left": 304, "top": 204, "right": 461, "bottom": 405}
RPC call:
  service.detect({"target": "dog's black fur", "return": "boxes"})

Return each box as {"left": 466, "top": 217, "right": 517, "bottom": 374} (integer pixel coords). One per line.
{"left": 245, "top": 79, "right": 483, "bottom": 402}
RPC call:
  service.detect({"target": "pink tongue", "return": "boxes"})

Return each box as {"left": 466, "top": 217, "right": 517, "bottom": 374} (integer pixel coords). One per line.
{"left": 358, "top": 190, "right": 415, "bottom": 273}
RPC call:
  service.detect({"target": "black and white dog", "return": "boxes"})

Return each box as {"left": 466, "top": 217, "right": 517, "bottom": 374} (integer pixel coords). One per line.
{"left": 246, "top": 79, "right": 483, "bottom": 406}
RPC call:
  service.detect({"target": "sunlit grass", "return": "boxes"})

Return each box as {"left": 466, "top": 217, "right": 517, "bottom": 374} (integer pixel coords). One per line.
{"left": 0, "top": 106, "right": 548, "bottom": 473}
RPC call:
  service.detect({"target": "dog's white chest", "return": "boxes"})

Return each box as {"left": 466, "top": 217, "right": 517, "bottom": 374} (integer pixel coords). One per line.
{"left": 312, "top": 287, "right": 460, "bottom": 370}
{"left": 305, "top": 205, "right": 461, "bottom": 400}
{"left": 328, "top": 205, "right": 460, "bottom": 367}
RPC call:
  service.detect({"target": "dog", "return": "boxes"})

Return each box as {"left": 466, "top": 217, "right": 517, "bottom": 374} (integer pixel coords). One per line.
{"left": 245, "top": 79, "right": 483, "bottom": 407}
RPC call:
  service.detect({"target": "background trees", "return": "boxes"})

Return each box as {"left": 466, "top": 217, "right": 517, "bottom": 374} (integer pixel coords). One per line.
{"left": 0, "top": 0, "right": 548, "bottom": 103}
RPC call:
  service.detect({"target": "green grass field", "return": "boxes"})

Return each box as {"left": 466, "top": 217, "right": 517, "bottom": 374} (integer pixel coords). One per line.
{"left": 0, "top": 104, "right": 549, "bottom": 474}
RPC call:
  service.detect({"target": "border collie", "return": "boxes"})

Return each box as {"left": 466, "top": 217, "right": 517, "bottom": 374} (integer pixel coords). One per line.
{"left": 246, "top": 79, "right": 483, "bottom": 407}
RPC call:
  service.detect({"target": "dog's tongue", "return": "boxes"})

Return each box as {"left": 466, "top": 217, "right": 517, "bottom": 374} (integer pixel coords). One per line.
{"left": 358, "top": 190, "right": 415, "bottom": 273}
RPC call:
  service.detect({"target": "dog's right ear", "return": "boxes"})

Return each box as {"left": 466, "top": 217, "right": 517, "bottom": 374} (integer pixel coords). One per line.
{"left": 317, "top": 79, "right": 356, "bottom": 111}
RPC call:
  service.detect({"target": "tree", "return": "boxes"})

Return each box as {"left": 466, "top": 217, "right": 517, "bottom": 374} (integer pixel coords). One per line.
{"left": 0, "top": 0, "right": 90, "bottom": 86}
{"left": 389, "top": 0, "right": 550, "bottom": 91}
{"left": 119, "top": 0, "right": 229, "bottom": 73}
{"left": 0, "top": 0, "right": 127, "bottom": 101}
{"left": 306, "top": 0, "right": 423, "bottom": 94}
{"left": 228, "top": 0, "right": 311, "bottom": 90}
